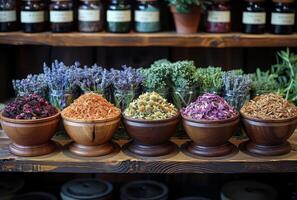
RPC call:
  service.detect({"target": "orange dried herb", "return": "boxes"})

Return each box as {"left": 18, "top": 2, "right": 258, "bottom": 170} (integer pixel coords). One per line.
{"left": 61, "top": 93, "right": 121, "bottom": 120}
{"left": 240, "top": 93, "right": 297, "bottom": 120}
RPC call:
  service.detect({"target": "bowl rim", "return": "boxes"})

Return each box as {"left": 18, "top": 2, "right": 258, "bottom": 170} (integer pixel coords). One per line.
{"left": 123, "top": 112, "right": 180, "bottom": 123}
{"left": 240, "top": 112, "right": 297, "bottom": 123}
{"left": 61, "top": 112, "right": 122, "bottom": 123}
{"left": 181, "top": 112, "right": 240, "bottom": 123}
{"left": 0, "top": 110, "right": 61, "bottom": 124}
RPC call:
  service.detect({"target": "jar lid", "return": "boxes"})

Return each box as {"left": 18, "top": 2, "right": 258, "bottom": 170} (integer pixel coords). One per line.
{"left": 221, "top": 180, "right": 277, "bottom": 200}
{"left": 272, "top": 0, "right": 295, "bottom": 2}
{"left": 177, "top": 197, "right": 211, "bottom": 200}
{"left": 120, "top": 180, "right": 168, "bottom": 200}
{"left": 244, "top": 0, "right": 265, "bottom": 2}
{"left": 61, "top": 178, "right": 113, "bottom": 199}
{"left": 13, "top": 192, "right": 57, "bottom": 200}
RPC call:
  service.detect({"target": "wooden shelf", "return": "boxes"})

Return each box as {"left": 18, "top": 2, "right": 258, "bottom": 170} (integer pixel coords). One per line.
{"left": 0, "top": 32, "right": 297, "bottom": 47}
{"left": 1, "top": 131, "right": 297, "bottom": 174}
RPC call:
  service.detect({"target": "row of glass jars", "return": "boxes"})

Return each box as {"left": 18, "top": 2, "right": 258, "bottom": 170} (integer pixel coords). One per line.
{"left": 0, "top": 0, "right": 161, "bottom": 33}
{"left": 207, "top": 0, "right": 296, "bottom": 34}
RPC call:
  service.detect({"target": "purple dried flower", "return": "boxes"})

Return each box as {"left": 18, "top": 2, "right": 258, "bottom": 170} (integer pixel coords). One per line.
{"left": 181, "top": 93, "right": 238, "bottom": 120}
{"left": 3, "top": 94, "right": 58, "bottom": 120}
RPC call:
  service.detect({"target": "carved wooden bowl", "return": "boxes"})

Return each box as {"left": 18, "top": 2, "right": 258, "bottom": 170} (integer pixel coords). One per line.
{"left": 240, "top": 113, "right": 297, "bottom": 156}
{"left": 62, "top": 114, "right": 121, "bottom": 157}
{"left": 0, "top": 111, "right": 60, "bottom": 157}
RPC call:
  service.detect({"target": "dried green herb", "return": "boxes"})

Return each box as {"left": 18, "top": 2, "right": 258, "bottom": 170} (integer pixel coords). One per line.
{"left": 195, "top": 66, "right": 223, "bottom": 93}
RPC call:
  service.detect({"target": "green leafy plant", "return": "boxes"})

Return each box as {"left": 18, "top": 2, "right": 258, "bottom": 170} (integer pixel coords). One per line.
{"left": 272, "top": 49, "right": 297, "bottom": 104}
{"left": 166, "top": 0, "right": 205, "bottom": 13}
{"left": 195, "top": 66, "right": 223, "bottom": 94}
{"left": 251, "top": 68, "right": 279, "bottom": 97}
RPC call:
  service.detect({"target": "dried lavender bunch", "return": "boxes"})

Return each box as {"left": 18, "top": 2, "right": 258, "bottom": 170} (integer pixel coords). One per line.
{"left": 12, "top": 74, "right": 48, "bottom": 99}
{"left": 110, "top": 65, "right": 143, "bottom": 91}
{"left": 79, "top": 64, "right": 113, "bottom": 94}
{"left": 195, "top": 66, "right": 223, "bottom": 93}
{"left": 222, "top": 70, "right": 252, "bottom": 110}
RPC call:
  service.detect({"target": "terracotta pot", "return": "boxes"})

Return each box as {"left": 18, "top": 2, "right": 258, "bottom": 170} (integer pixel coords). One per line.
{"left": 182, "top": 114, "right": 240, "bottom": 157}
{"left": 240, "top": 113, "right": 297, "bottom": 156}
{"left": 62, "top": 114, "right": 121, "bottom": 157}
{"left": 0, "top": 111, "right": 60, "bottom": 157}
{"left": 123, "top": 114, "right": 180, "bottom": 157}
{"left": 170, "top": 6, "right": 201, "bottom": 34}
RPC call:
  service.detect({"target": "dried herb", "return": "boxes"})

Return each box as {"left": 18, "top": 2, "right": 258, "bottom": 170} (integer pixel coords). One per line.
{"left": 12, "top": 74, "right": 48, "bottom": 99}
{"left": 251, "top": 68, "right": 279, "bottom": 97}
{"left": 195, "top": 66, "right": 223, "bottom": 94}
{"left": 240, "top": 93, "right": 297, "bottom": 120}
{"left": 181, "top": 93, "right": 237, "bottom": 120}
{"left": 124, "top": 92, "right": 178, "bottom": 120}
{"left": 3, "top": 94, "right": 57, "bottom": 120}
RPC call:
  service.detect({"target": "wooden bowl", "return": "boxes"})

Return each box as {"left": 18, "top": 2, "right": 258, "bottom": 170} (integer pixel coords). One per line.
{"left": 123, "top": 114, "right": 180, "bottom": 157}
{"left": 62, "top": 114, "right": 121, "bottom": 157}
{"left": 240, "top": 113, "right": 297, "bottom": 156}
{"left": 182, "top": 113, "right": 240, "bottom": 157}
{"left": 0, "top": 111, "right": 60, "bottom": 157}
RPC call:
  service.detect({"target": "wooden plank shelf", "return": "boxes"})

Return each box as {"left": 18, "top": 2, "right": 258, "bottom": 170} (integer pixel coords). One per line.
{"left": 1, "top": 32, "right": 297, "bottom": 47}
{"left": 1, "top": 132, "right": 297, "bottom": 174}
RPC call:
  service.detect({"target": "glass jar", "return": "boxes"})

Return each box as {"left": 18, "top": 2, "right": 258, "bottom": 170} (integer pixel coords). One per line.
{"left": 0, "top": 0, "right": 17, "bottom": 32}
{"left": 271, "top": 0, "right": 295, "bottom": 34}
{"left": 21, "top": 0, "right": 46, "bottom": 33}
{"left": 206, "top": 0, "right": 231, "bottom": 33}
{"left": 135, "top": 0, "right": 160, "bottom": 33}
{"left": 78, "top": 0, "right": 104, "bottom": 32}
{"left": 172, "top": 86, "right": 198, "bottom": 110}
{"left": 107, "top": 0, "right": 131, "bottom": 33}
{"left": 242, "top": 0, "right": 266, "bottom": 34}
{"left": 49, "top": 0, "right": 73, "bottom": 33}
{"left": 113, "top": 88, "right": 139, "bottom": 111}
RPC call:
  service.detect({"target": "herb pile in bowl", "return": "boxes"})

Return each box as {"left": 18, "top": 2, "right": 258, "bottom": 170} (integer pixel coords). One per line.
{"left": 2, "top": 94, "right": 58, "bottom": 120}
{"left": 124, "top": 92, "right": 178, "bottom": 120}
{"left": 181, "top": 93, "right": 238, "bottom": 120}
{"left": 240, "top": 93, "right": 297, "bottom": 120}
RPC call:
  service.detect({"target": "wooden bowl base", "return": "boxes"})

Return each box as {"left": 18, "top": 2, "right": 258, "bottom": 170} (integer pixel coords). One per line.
{"left": 184, "top": 141, "right": 236, "bottom": 157}
{"left": 124, "top": 141, "right": 178, "bottom": 158}
{"left": 242, "top": 140, "right": 291, "bottom": 156}
{"left": 9, "top": 141, "right": 56, "bottom": 157}
{"left": 69, "top": 142, "right": 115, "bottom": 157}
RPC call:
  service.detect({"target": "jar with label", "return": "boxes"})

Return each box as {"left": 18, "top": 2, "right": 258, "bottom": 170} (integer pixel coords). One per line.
{"left": 78, "top": 0, "right": 104, "bottom": 32}
{"left": 21, "top": 0, "right": 46, "bottom": 33}
{"left": 271, "top": 0, "right": 295, "bottom": 34}
{"left": 0, "top": 0, "right": 17, "bottom": 32}
{"left": 135, "top": 0, "right": 160, "bottom": 33}
{"left": 242, "top": 0, "right": 266, "bottom": 34}
{"left": 107, "top": 0, "right": 131, "bottom": 33}
{"left": 49, "top": 0, "right": 74, "bottom": 32}
{"left": 206, "top": 0, "right": 231, "bottom": 33}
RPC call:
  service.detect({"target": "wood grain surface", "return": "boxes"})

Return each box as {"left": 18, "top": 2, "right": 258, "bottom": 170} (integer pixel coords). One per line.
{"left": 1, "top": 32, "right": 297, "bottom": 47}
{"left": 0, "top": 131, "right": 297, "bottom": 174}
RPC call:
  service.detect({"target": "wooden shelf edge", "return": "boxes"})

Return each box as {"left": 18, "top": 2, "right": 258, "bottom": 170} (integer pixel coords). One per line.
{"left": 0, "top": 131, "right": 297, "bottom": 173}
{"left": 0, "top": 32, "right": 297, "bottom": 47}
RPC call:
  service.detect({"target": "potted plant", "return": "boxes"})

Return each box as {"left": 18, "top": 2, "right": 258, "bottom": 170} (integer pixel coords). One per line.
{"left": 0, "top": 94, "right": 60, "bottom": 157}
{"left": 167, "top": 0, "right": 205, "bottom": 33}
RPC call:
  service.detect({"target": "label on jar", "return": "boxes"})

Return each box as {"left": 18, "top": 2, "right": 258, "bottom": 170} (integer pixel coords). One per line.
{"left": 107, "top": 10, "right": 131, "bottom": 22}
{"left": 0, "top": 10, "right": 16, "bottom": 22}
{"left": 21, "top": 11, "right": 45, "bottom": 23}
{"left": 78, "top": 9, "right": 100, "bottom": 22}
{"left": 242, "top": 12, "right": 266, "bottom": 25}
{"left": 271, "top": 13, "right": 295, "bottom": 25}
{"left": 207, "top": 11, "right": 230, "bottom": 23}
{"left": 135, "top": 11, "right": 160, "bottom": 22}
{"left": 50, "top": 11, "right": 73, "bottom": 23}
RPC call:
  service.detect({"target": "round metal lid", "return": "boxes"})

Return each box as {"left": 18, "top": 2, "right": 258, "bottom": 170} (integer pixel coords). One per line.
{"left": 61, "top": 178, "right": 113, "bottom": 199}
{"left": 120, "top": 180, "right": 168, "bottom": 200}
